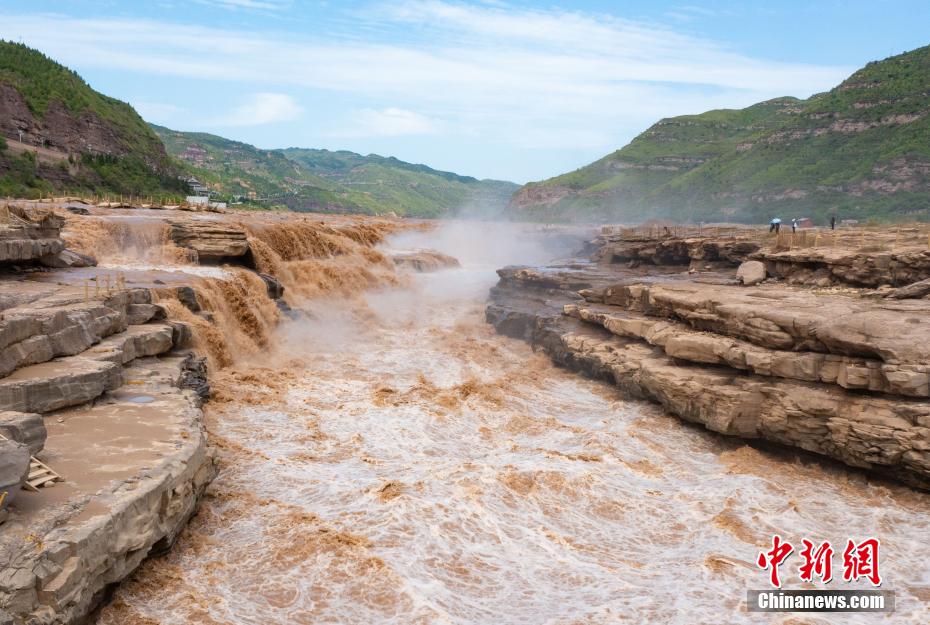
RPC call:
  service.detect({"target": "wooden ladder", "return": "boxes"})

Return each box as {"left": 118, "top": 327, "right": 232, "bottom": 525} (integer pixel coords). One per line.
{"left": 0, "top": 433, "right": 63, "bottom": 491}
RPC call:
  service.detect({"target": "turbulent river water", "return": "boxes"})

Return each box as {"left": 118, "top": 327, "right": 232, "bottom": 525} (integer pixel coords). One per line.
{"left": 93, "top": 222, "right": 930, "bottom": 625}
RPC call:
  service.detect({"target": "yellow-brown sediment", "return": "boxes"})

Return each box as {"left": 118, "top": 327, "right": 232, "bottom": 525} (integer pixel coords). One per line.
{"left": 61, "top": 215, "right": 194, "bottom": 265}
{"left": 242, "top": 218, "right": 403, "bottom": 302}
{"left": 153, "top": 217, "right": 412, "bottom": 370}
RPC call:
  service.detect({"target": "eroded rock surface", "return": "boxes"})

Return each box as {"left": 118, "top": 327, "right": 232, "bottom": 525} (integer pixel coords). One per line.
{"left": 0, "top": 210, "right": 64, "bottom": 264}
{"left": 591, "top": 227, "right": 930, "bottom": 288}
{"left": 0, "top": 270, "right": 215, "bottom": 623}
{"left": 391, "top": 249, "right": 461, "bottom": 272}
{"left": 736, "top": 260, "right": 766, "bottom": 285}
{"left": 0, "top": 412, "right": 46, "bottom": 455}
{"left": 487, "top": 231, "right": 930, "bottom": 489}
{"left": 169, "top": 219, "right": 250, "bottom": 262}
{"left": 38, "top": 249, "right": 96, "bottom": 269}
{"left": 0, "top": 353, "right": 215, "bottom": 625}
{"left": 0, "top": 441, "right": 29, "bottom": 514}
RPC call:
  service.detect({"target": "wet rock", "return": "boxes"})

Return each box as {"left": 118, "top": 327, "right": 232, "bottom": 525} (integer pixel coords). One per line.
{"left": 126, "top": 303, "right": 165, "bottom": 325}
{"left": 88, "top": 324, "right": 175, "bottom": 365}
{"left": 0, "top": 354, "right": 217, "bottom": 623}
{"left": 391, "top": 250, "right": 461, "bottom": 272}
{"left": 884, "top": 277, "right": 930, "bottom": 299}
{"left": 487, "top": 233, "right": 930, "bottom": 489}
{"left": 757, "top": 247, "right": 930, "bottom": 288}
{"left": 736, "top": 260, "right": 766, "bottom": 285}
{"left": 39, "top": 248, "right": 97, "bottom": 269}
{"left": 258, "top": 272, "right": 285, "bottom": 299}
{"left": 276, "top": 299, "right": 300, "bottom": 319}
{"left": 175, "top": 286, "right": 201, "bottom": 312}
{"left": 0, "top": 411, "right": 46, "bottom": 455}
{"left": 565, "top": 304, "right": 930, "bottom": 397}
{"left": 169, "top": 220, "right": 250, "bottom": 261}
{"left": 0, "top": 357, "right": 121, "bottom": 414}
{"left": 168, "top": 321, "right": 194, "bottom": 349}
{"left": 0, "top": 439, "right": 30, "bottom": 511}
{"left": 178, "top": 352, "right": 210, "bottom": 405}
{"left": 0, "top": 215, "right": 64, "bottom": 264}
{"left": 593, "top": 235, "right": 759, "bottom": 266}
{"left": 593, "top": 281, "right": 930, "bottom": 364}
{"left": 65, "top": 206, "right": 90, "bottom": 215}
{"left": 0, "top": 291, "right": 161, "bottom": 377}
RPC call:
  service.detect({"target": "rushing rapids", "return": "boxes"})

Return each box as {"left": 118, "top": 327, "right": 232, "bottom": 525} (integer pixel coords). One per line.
{"left": 74, "top": 221, "right": 930, "bottom": 625}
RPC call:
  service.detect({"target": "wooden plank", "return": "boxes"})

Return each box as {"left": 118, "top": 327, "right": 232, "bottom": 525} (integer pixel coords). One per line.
{"left": 1, "top": 433, "right": 64, "bottom": 490}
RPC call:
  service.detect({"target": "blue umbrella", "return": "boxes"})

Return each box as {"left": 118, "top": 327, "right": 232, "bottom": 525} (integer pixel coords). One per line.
{"left": 770, "top": 218, "right": 782, "bottom": 224}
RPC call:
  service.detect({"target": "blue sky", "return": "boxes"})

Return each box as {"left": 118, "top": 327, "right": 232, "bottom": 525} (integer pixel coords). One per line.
{"left": 1, "top": 1, "right": 928, "bottom": 183}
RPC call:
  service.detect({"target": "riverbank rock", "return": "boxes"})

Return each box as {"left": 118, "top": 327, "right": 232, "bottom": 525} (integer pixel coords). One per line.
{"left": 169, "top": 220, "right": 250, "bottom": 262}
{"left": 736, "top": 260, "right": 766, "bottom": 285}
{"left": 487, "top": 230, "right": 930, "bottom": 489}
{"left": 39, "top": 248, "right": 97, "bottom": 268}
{"left": 391, "top": 250, "right": 461, "bottom": 272}
{"left": 0, "top": 439, "right": 30, "bottom": 512}
{"left": 0, "top": 355, "right": 216, "bottom": 623}
{"left": 0, "top": 411, "right": 46, "bottom": 455}
{"left": 0, "top": 209, "right": 65, "bottom": 264}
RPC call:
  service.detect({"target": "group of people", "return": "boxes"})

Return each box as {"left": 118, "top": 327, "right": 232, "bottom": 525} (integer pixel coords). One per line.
{"left": 768, "top": 215, "right": 837, "bottom": 233}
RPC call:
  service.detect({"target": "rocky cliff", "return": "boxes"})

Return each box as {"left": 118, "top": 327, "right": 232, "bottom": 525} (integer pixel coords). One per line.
{"left": 0, "top": 41, "right": 186, "bottom": 199}
{"left": 487, "top": 226, "right": 930, "bottom": 489}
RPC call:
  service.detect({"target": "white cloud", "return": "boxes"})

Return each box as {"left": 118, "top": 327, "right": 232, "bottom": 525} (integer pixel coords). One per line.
{"left": 131, "top": 100, "right": 185, "bottom": 122}
{"left": 193, "top": 0, "right": 292, "bottom": 10}
{"left": 211, "top": 93, "right": 302, "bottom": 127}
{"left": 337, "top": 108, "right": 438, "bottom": 137}
{"left": 0, "top": 3, "right": 853, "bottom": 173}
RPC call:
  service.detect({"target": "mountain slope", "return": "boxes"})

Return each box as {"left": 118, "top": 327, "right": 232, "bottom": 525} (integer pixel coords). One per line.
{"left": 151, "top": 125, "right": 353, "bottom": 211}
{"left": 0, "top": 41, "right": 187, "bottom": 198}
{"left": 513, "top": 44, "right": 930, "bottom": 223}
{"left": 153, "top": 126, "right": 519, "bottom": 217}
{"left": 282, "top": 148, "right": 518, "bottom": 217}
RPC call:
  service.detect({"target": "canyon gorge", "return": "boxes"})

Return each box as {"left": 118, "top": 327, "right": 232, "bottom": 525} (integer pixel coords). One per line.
{"left": 0, "top": 203, "right": 928, "bottom": 624}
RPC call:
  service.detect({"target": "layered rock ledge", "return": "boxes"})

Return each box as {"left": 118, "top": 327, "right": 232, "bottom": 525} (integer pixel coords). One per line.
{"left": 0, "top": 206, "right": 410, "bottom": 624}
{"left": 592, "top": 226, "right": 930, "bottom": 288}
{"left": 0, "top": 211, "right": 64, "bottom": 264}
{"left": 0, "top": 277, "right": 216, "bottom": 624}
{"left": 487, "top": 229, "right": 930, "bottom": 489}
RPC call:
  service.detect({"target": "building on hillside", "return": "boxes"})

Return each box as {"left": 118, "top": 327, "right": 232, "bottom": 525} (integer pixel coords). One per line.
{"left": 186, "top": 195, "right": 209, "bottom": 206}
{"left": 184, "top": 176, "right": 211, "bottom": 196}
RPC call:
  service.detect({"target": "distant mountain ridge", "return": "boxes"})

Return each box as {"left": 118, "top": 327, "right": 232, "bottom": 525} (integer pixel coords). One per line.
{"left": 152, "top": 126, "right": 518, "bottom": 217}
{"left": 512, "top": 44, "right": 930, "bottom": 223}
{"left": 0, "top": 40, "right": 517, "bottom": 215}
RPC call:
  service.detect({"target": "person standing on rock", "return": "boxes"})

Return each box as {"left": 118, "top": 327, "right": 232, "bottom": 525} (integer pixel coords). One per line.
{"left": 831, "top": 215, "right": 836, "bottom": 230}
{"left": 791, "top": 218, "right": 798, "bottom": 233}
{"left": 770, "top": 218, "right": 781, "bottom": 233}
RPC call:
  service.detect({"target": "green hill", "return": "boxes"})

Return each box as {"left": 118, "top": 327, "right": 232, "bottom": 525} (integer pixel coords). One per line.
{"left": 0, "top": 41, "right": 187, "bottom": 199}
{"left": 0, "top": 41, "right": 515, "bottom": 215}
{"left": 153, "top": 127, "right": 518, "bottom": 217}
{"left": 513, "top": 44, "right": 930, "bottom": 223}
{"left": 282, "top": 148, "right": 518, "bottom": 216}
{"left": 151, "top": 125, "right": 353, "bottom": 211}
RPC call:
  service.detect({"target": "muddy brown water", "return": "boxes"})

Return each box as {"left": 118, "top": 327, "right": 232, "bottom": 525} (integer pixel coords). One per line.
{"left": 88, "top": 222, "right": 929, "bottom": 624}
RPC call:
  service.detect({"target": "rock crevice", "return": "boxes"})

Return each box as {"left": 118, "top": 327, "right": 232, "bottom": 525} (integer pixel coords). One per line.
{"left": 487, "top": 232, "right": 930, "bottom": 490}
